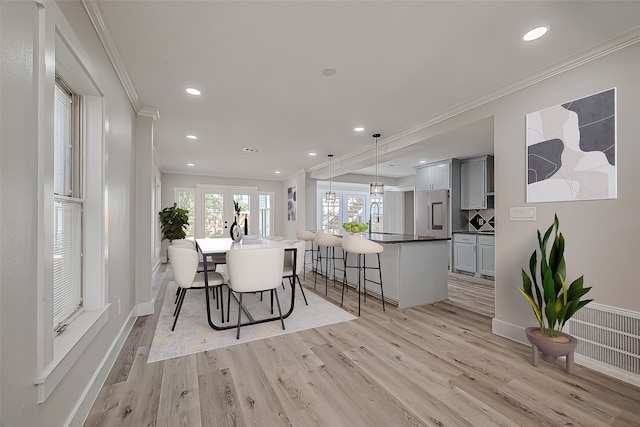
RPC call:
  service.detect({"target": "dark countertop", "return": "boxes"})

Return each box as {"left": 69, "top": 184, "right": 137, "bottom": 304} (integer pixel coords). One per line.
{"left": 365, "top": 233, "right": 450, "bottom": 243}
{"left": 312, "top": 230, "right": 450, "bottom": 243}
{"left": 452, "top": 230, "right": 495, "bottom": 235}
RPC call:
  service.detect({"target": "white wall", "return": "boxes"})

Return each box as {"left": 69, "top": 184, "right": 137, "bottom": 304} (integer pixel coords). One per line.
{"left": 282, "top": 171, "right": 307, "bottom": 240}
{"left": 159, "top": 173, "right": 285, "bottom": 245}
{"left": 1, "top": 1, "right": 138, "bottom": 425}
{"left": 390, "top": 41, "right": 640, "bottom": 341}
{"left": 491, "top": 42, "right": 640, "bottom": 339}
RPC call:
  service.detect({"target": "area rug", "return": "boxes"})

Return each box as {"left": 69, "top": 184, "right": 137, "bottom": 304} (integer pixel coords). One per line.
{"left": 148, "top": 277, "right": 356, "bottom": 363}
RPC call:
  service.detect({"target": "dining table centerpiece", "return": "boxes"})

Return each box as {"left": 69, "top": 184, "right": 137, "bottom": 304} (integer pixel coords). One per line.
{"left": 230, "top": 201, "right": 243, "bottom": 242}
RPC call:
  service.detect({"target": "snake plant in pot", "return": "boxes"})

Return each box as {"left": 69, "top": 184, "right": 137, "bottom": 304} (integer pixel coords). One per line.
{"left": 519, "top": 214, "right": 593, "bottom": 371}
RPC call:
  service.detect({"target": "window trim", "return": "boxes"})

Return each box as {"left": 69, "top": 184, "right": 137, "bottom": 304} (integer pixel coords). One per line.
{"left": 53, "top": 77, "right": 84, "bottom": 330}
{"left": 35, "top": 1, "right": 107, "bottom": 403}
{"left": 257, "top": 191, "right": 275, "bottom": 238}
{"left": 174, "top": 187, "right": 196, "bottom": 239}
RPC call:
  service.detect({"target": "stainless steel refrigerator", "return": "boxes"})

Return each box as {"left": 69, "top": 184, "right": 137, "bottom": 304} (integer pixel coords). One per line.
{"left": 415, "top": 189, "right": 449, "bottom": 239}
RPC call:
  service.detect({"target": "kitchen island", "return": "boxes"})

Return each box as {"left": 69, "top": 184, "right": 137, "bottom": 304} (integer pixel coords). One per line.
{"left": 337, "top": 233, "right": 450, "bottom": 309}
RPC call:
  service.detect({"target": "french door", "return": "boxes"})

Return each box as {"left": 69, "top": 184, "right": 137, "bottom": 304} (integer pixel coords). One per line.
{"left": 195, "top": 186, "right": 257, "bottom": 239}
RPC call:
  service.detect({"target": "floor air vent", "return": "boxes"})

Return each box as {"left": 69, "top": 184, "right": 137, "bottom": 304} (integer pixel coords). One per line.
{"left": 566, "top": 303, "right": 640, "bottom": 387}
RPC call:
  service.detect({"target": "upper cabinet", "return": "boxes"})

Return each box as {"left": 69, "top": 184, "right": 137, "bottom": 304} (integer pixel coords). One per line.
{"left": 416, "top": 160, "right": 456, "bottom": 191}
{"left": 460, "top": 155, "right": 494, "bottom": 210}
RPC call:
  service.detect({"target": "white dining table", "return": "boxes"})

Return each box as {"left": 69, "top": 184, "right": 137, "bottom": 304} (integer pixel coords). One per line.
{"left": 195, "top": 237, "right": 299, "bottom": 331}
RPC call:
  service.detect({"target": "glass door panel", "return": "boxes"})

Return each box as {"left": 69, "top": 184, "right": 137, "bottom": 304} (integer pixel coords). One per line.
{"left": 347, "top": 195, "right": 365, "bottom": 223}
{"left": 204, "top": 192, "right": 225, "bottom": 238}
{"left": 322, "top": 194, "right": 341, "bottom": 234}
{"left": 258, "top": 194, "right": 272, "bottom": 238}
{"left": 232, "top": 193, "right": 251, "bottom": 235}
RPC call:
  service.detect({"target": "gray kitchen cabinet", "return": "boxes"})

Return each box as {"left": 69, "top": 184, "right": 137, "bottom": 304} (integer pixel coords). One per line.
{"left": 477, "top": 234, "right": 495, "bottom": 277}
{"left": 453, "top": 233, "right": 495, "bottom": 277}
{"left": 453, "top": 233, "right": 476, "bottom": 273}
{"left": 460, "top": 155, "right": 494, "bottom": 210}
{"left": 416, "top": 160, "right": 451, "bottom": 191}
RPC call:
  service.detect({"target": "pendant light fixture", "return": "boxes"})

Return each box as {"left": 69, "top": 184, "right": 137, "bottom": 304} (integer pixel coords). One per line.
{"left": 370, "top": 133, "right": 384, "bottom": 195}
{"left": 326, "top": 154, "right": 336, "bottom": 202}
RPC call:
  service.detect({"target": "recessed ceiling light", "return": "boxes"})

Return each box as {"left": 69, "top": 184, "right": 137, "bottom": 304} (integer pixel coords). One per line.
{"left": 187, "top": 163, "right": 195, "bottom": 167}
{"left": 523, "top": 26, "right": 548, "bottom": 42}
{"left": 388, "top": 164, "right": 396, "bottom": 167}
{"left": 275, "top": 171, "right": 281, "bottom": 174}
{"left": 308, "top": 152, "right": 317, "bottom": 156}
{"left": 419, "top": 160, "right": 427, "bottom": 164}
{"left": 186, "top": 135, "right": 198, "bottom": 140}
{"left": 243, "top": 147, "right": 261, "bottom": 153}
{"left": 321, "top": 67, "right": 337, "bottom": 77}
{"left": 354, "top": 127, "right": 365, "bottom": 132}
{"left": 186, "top": 87, "right": 201, "bottom": 96}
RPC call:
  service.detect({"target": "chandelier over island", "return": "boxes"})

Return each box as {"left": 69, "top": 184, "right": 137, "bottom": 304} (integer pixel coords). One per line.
{"left": 370, "top": 133, "right": 384, "bottom": 196}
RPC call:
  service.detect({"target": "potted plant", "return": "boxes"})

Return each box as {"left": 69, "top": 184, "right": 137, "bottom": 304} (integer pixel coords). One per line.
{"left": 519, "top": 214, "right": 593, "bottom": 373}
{"left": 159, "top": 203, "right": 189, "bottom": 243}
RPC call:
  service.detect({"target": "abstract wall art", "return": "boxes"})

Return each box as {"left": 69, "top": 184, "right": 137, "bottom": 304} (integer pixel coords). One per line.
{"left": 526, "top": 88, "right": 616, "bottom": 203}
{"left": 287, "top": 185, "right": 296, "bottom": 221}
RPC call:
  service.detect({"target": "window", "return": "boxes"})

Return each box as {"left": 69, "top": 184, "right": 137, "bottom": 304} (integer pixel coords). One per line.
{"left": 370, "top": 196, "right": 384, "bottom": 233}
{"left": 34, "top": 3, "right": 108, "bottom": 403}
{"left": 175, "top": 188, "right": 195, "bottom": 239}
{"left": 321, "top": 193, "right": 341, "bottom": 233}
{"left": 258, "top": 193, "right": 274, "bottom": 237}
{"left": 317, "top": 189, "right": 383, "bottom": 233}
{"left": 53, "top": 77, "right": 83, "bottom": 331}
{"left": 346, "top": 195, "right": 366, "bottom": 223}
{"left": 233, "top": 194, "right": 251, "bottom": 234}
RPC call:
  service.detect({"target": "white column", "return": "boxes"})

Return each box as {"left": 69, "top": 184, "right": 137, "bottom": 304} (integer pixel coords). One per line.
{"left": 134, "top": 107, "right": 159, "bottom": 314}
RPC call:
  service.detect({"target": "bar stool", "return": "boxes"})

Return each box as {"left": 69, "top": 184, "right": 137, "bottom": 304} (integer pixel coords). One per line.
{"left": 341, "top": 234, "right": 385, "bottom": 316}
{"left": 295, "top": 229, "right": 317, "bottom": 280}
{"left": 314, "top": 231, "right": 344, "bottom": 295}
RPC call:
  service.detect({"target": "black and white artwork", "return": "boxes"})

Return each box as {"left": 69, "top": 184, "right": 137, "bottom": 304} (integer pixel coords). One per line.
{"left": 526, "top": 88, "right": 616, "bottom": 202}
{"left": 287, "top": 186, "right": 296, "bottom": 221}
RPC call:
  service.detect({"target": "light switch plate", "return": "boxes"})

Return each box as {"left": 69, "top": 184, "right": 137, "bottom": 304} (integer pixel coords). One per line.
{"left": 510, "top": 207, "right": 536, "bottom": 221}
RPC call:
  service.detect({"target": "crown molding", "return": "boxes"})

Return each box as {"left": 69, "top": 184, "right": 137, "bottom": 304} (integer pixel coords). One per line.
{"left": 138, "top": 107, "right": 159, "bottom": 120}
{"left": 82, "top": 0, "right": 140, "bottom": 112}
{"left": 309, "top": 26, "right": 640, "bottom": 179}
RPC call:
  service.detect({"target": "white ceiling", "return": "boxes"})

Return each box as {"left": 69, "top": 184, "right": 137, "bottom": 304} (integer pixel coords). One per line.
{"left": 94, "top": 1, "right": 640, "bottom": 180}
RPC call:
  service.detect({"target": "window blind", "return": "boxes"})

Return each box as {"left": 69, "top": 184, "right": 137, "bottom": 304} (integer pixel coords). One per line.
{"left": 53, "top": 79, "right": 82, "bottom": 329}
{"left": 52, "top": 200, "right": 82, "bottom": 327}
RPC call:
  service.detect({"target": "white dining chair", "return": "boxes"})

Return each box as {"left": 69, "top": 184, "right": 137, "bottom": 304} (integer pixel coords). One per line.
{"left": 225, "top": 247, "right": 286, "bottom": 339}
{"left": 168, "top": 245, "right": 225, "bottom": 331}
{"left": 171, "top": 238, "right": 195, "bottom": 247}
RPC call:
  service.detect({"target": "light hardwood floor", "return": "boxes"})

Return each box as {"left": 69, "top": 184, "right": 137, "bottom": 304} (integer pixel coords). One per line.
{"left": 84, "top": 268, "right": 640, "bottom": 426}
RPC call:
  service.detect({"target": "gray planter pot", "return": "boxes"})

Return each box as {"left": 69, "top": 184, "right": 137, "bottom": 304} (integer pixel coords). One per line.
{"left": 525, "top": 326, "right": 578, "bottom": 374}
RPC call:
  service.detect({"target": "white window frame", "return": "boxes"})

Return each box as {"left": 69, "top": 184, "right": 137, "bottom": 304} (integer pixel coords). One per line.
{"left": 53, "top": 76, "right": 84, "bottom": 331}
{"left": 34, "top": 2, "right": 108, "bottom": 403}
{"left": 174, "top": 187, "right": 196, "bottom": 239}
{"left": 194, "top": 185, "right": 258, "bottom": 238}
{"left": 316, "top": 184, "right": 381, "bottom": 232}
{"left": 257, "top": 191, "right": 275, "bottom": 238}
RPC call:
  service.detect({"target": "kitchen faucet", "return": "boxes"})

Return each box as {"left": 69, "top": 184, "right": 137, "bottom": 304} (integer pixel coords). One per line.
{"left": 369, "top": 201, "right": 381, "bottom": 234}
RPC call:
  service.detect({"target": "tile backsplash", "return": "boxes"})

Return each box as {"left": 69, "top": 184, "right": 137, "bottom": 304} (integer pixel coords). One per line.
{"left": 468, "top": 208, "right": 495, "bottom": 232}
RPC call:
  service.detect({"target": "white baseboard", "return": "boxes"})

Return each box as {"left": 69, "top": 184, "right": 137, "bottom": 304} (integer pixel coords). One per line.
{"left": 66, "top": 307, "right": 137, "bottom": 427}
{"left": 133, "top": 298, "right": 155, "bottom": 317}
{"left": 492, "top": 318, "right": 529, "bottom": 346}
{"left": 574, "top": 354, "right": 640, "bottom": 388}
